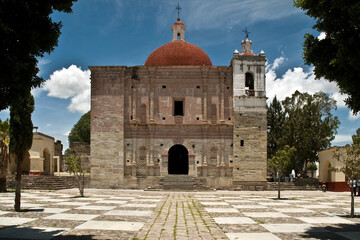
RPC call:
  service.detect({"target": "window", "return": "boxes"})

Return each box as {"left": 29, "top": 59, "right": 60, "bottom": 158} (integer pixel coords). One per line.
{"left": 174, "top": 101, "right": 184, "bottom": 116}
{"left": 245, "top": 72, "right": 254, "bottom": 90}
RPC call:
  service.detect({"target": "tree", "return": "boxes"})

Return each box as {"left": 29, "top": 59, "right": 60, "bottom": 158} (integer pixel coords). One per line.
{"left": 267, "top": 96, "right": 286, "bottom": 160}
{"left": 334, "top": 129, "right": 360, "bottom": 217}
{"left": 68, "top": 111, "right": 90, "bottom": 147}
{"left": 9, "top": 93, "right": 34, "bottom": 211}
{"left": 281, "top": 91, "right": 340, "bottom": 175}
{"left": 294, "top": 0, "right": 360, "bottom": 113}
{"left": 0, "top": 0, "right": 77, "bottom": 211}
{"left": 66, "top": 155, "right": 85, "bottom": 197}
{"left": 0, "top": 119, "right": 10, "bottom": 192}
{"left": 269, "top": 145, "right": 296, "bottom": 199}
{"left": 0, "top": 0, "right": 77, "bottom": 111}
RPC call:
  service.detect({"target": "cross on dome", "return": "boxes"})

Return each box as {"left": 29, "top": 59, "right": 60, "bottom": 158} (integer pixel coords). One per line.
{"left": 176, "top": 3, "right": 182, "bottom": 20}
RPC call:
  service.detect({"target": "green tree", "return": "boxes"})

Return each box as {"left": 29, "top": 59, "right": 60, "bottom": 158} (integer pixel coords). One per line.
{"left": 0, "top": 119, "right": 10, "bottom": 192}
{"left": 281, "top": 91, "right": 340, "bottom": 175}
{"left": 0, "top": 0, "right": 77, "bottom": 211}
{"left": 0, "top": 0, "right": 77, "bottom": 111}
{"left": 68, "top": 111, "right": 90, "bottom": 147}
{"left": 294, "top": 0, "right": 360, "bottom": 113}
{"left": 267, "top": 96, "right": 286, "bottom": 160}
{"left": 269, "top": 145, "right": 296, "bottom": 199}
{"left": 66, "top": 155, "right": 85, "bottom": 197}
{"left": 334, "top": 129, "right": 360, "bottom": 217}
{"left": 9, "top": 93, "right": 34, "bottom": 211}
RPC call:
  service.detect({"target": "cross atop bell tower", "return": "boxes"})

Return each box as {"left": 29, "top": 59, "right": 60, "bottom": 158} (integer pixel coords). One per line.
{"left": 176, "top": 2, "right": 182, "bottom": 20}
{"left": 172, "top": 3, "right": 186, "bottom": 41}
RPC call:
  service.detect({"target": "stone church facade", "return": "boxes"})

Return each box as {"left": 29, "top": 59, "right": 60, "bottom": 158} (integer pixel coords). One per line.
{"left": 90, "top": 18, "right": 267, "bottom": 190}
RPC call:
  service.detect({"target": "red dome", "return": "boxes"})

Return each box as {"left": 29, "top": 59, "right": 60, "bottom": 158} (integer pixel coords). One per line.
{"left": 145, "top": 40, "right": 212, "bottom": 66}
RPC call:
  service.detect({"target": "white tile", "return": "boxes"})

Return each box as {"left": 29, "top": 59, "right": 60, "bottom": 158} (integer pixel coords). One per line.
{"left": 273, "top": 208, "right": 315, "bottom": 213}
{"left": 214, "top": 217, "right": 256, "bottom": 224}
{"left": 261, "top": 224, "right": 327, "bottom": 233}
{"left": 300, "top": 205, "right": 336, "bottom": 209}
{"left": 0, "top": 210, "right": 9, "bottom": 215}
{"left": 76, "top": 205, "right": 116, "bottom": 210}
{"left": 44, "top": 213, "right": 98, "bottom": 221}
{"left": 139, "top": 195, "right": 163, "bottom": 199}
{"left": 201, "top": 202, "right": 229, "bottom": 206}
{"left": 205, "top": 208, "right": 238, "bottom": 213}
{"left": 95, "top": 200, "right": 128, "bottom": 204}
{"left": 40, "top": 208, "right": 71, "bottom": 213}
{"left": 226, "top": 232, "right": 281, "bottom": 240}
{"left": 225, "top": 200, "right": 252, "bottom": 203}
{"left": 243, "top": 212, "right": 289, "bottom": 218}
{"left": 123, "top": 203, "right": 157, "bottom": 208}
{"left": 76, "top": 220, "right": 144, "bottom": 231}
{"left": 132, "top": 199, "right": 161, "bottom": 202}
{"left": 0, "top": 217, "right": 36, "bottom": 226}
{"left": 109, "top": 196, "right": 136, "bottom": 200}
{"left": 259, "top": 202, "right": 290, "bottom": 206}
{"left": 297, "top": 217, "right": 355, "bottom": 224}
{"left": 232, "top": 205, "right": 267, "bottom": 209}
{"left": 104, "top": 210, "right": 152, "bottom": 216}
{"left": 54, "top": 202, "right": 89, "bottom": 206}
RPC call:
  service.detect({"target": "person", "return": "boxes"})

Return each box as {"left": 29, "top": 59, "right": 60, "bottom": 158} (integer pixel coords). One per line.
{"left": 350, "top": 179, "right": 357, "bottom": 195}
{"left": 357, "top": 179, "right": 360, "bottom": 196}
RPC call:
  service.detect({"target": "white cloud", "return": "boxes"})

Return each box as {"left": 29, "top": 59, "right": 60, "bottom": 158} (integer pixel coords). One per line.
{"left": 42, "top": 65, "right": 90, "bottom": 114}
{"left": 348, "top": 111, "right": 360, "bottom": 121}
{"left": 266, "top": 57, "right": 347, "bottom": 109}
{"left": 332, "top": 134, "right": 352, "bottom": 145}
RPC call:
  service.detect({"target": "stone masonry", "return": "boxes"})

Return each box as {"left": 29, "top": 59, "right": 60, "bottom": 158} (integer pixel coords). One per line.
{"left": 89, "top": 19, "right": 267, "bottom": 190}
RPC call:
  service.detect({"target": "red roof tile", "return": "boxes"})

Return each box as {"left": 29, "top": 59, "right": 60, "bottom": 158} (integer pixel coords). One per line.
{"left": 145, "top": 40, "right": 212, "bottom": 66}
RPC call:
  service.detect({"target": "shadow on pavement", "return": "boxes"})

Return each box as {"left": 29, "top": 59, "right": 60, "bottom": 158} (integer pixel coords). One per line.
{"left": 0, "top": 226, "right": 94, "bottom": 240}
{"left": 300, "top": 223, "right": 360, "bottom": 240}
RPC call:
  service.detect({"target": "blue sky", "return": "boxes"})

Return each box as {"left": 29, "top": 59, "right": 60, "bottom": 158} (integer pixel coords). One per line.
{"left": 0, "top": 0, "right": 358, "bottom": 151}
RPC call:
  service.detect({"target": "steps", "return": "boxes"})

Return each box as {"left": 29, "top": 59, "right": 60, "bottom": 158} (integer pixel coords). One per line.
{"left": 163, "top": 175, "right": 195, "bottom": 190}
{"left": 6, "top": 175, "right": 90, "bottom": 190}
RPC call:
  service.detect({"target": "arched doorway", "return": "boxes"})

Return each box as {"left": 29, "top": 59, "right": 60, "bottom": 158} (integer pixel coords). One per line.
{"left": 168, "top": 144, "right": 188, "bottom": 175}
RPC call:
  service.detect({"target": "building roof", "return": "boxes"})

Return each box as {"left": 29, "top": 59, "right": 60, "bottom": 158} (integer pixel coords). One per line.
{"left": 145, "top": 40, "right": 212, "bottom": 66}
{"left": 144, "top": 18, "right": 212, "bottom": 66}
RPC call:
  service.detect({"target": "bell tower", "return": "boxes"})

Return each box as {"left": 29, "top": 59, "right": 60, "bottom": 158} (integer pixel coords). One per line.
{"left": 231, "top": 31, "right": 268, "bottom": 190}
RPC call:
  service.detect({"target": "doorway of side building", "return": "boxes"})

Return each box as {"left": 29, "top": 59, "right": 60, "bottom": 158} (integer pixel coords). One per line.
{"left": 168, "top": 144, "right": 189, "bottom": 175}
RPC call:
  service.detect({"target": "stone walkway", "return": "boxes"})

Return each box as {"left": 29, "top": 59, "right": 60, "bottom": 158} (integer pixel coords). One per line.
{"left": 0, "top": 189, "right": 360, "bottom": 239}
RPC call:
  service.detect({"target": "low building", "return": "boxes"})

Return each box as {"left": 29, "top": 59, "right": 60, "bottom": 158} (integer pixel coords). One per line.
{"left": 8, "top": 129, "right": 62, "bottom": 175}
{"left": 318, "top": 147, "right": 348, "bottom": 191}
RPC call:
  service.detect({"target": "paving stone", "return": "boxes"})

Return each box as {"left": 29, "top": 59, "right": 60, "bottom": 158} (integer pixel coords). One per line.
{"left": 243, "top": 212, "right": 290, "bottom": 218}
{"left": 296, "top": 217, "right": 355, "bottom": 224}
{"left": 0, "top": 217, "right": 36, "bottom": 226}
{"left": 44, "top": 213, "right": 98, "bottom": 221}
{"left": 205, "top": 207, "right": 239, "bottom": 213}
{"left": 261, "top": 223, "right": 327, "bottom": 233}
{"left": 214, "top": 217, "right": 256, "bottom": 224}
{"left": 76, "top": 205, "right": 116, "bottom": 210}
{"left": 273, "top": 208, "right": 315, "bottom": 213}
{"left": 104, "top": 210, "right": 153, "bottom": 216}
{"left": 226, "top": 232, "right": 282, "bottom": 240}
{"left": 201, "top": 201, "right": 230, "bottom": 206}
{"left": 75, "top": 220, "right": 144, "bottom": 231}
{"left": 122, "top": 203, "right": 157, "bottom": 208}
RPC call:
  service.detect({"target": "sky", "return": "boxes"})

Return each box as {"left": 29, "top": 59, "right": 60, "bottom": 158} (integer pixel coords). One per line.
{"left": 0, "top": 0, "right": 359, "bottom": 151}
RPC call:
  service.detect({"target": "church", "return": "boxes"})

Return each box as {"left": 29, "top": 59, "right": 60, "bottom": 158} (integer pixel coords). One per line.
{"left": 89, "top": 17, "right": 267, "bottom": 190}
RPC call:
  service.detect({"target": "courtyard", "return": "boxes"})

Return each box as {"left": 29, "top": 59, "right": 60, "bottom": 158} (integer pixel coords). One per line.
{"left": 0, "top": 189, "right": 359, "bottom": 240}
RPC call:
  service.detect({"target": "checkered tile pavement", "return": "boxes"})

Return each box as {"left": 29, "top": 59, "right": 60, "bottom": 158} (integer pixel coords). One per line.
{"left": 0, "top": 189, "right": 359, "bottom": 239}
